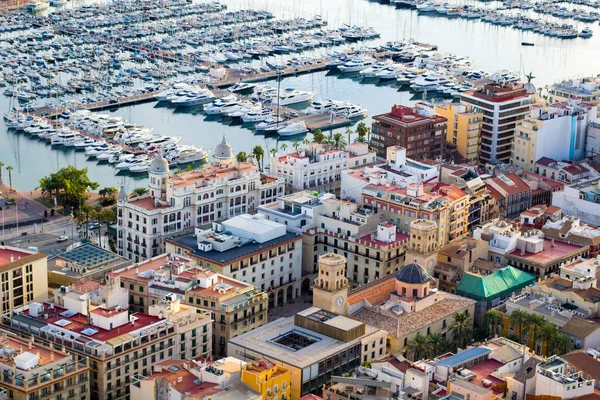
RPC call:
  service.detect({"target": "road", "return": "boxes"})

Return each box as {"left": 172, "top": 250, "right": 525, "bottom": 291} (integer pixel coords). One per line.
{"left": 0, "top": 217, "right": 105, "bottom": 258}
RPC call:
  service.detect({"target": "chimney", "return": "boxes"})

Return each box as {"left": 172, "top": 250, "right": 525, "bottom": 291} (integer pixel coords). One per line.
{"left": 551, "top": 238, "right": 555, "bottom": 247}
{"left": 9, "top": 255, "right": 13, "bottom": 263}
{"left": 50, "top": 352, "right": 54, "bottom": 362}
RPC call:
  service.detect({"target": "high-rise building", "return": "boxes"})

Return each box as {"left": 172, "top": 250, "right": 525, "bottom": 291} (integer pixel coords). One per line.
{"left": 461, "top": 82, "right": 532, "bottom": 166}
{"left": 370, "top": 103, "right": 447, "bottom": 160}
{"left": 435, "top": 103, "right": 482, "bottom": 164}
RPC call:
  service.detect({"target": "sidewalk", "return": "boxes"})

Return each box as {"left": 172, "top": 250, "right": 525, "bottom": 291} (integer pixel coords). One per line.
{"left": 0, "top": 183, "right": 58, "bottom": 229}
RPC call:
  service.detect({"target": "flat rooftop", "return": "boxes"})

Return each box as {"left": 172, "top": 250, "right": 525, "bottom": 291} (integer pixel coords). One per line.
{"left": 19, "top": 302, "right": 164, "bottom": 343}
{"left": 436, "top": 348, "right": 491, "bottom": 367}
{"left": 508, "top": 239, "right": 585, "bottom": 264}
{"left": 169, "top": 231, "right": 300, "bottom": 265}
{"left": 127, "top": 196, "right": 174, "bottom": 211}
{"left": 110, "top": 254, "right": 192, "bottom": 282}
{"left": 0, "top": 246, "right": 45, "bottom": 270}
{"left": 228, "top": 316, "right": 373, "bottom": 368}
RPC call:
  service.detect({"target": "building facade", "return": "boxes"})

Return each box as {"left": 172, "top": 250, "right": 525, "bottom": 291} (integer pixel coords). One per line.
{"left": 370, "top": 103, "right": 447, "bottom": 160}
{"left": 461, "top": 83, "right": 532, "bottom": 165}
{"left": 435, "top": 103, "right": 483, "bottom": 164}
{"left": 0, "top": 246, "right": 48, "bottom": 314}
{"left": 116, "top": 137, "right": 284, "bottom": 262}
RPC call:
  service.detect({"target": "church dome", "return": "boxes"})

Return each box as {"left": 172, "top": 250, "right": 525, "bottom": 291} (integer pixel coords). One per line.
{"left": 214, "top": 136, "right": 233, "bottom": 164}
{"left": 149, "top": 156, "right": 169, "bottom": 174}
{"left": 395, "top": 263, "right": 432, "bottom": 285}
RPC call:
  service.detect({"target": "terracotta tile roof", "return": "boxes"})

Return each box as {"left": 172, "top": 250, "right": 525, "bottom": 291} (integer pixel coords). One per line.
{"left": 347, "top": 275, "right": 396, "bottom": 305}
{"left": 536, "top": 157, "right": 557, "bottom": 167}
{"left": 562, "top": 350, "right": 600, "bottom": 381}
{"left": 487, "top": 173, "right": 531, "bottom": 196}
{"left": 561, "top": 317, "right": 600, "bottom": 339}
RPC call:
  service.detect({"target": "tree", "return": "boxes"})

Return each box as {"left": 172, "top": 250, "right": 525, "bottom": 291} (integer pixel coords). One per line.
{"left": 281, "top": 143, "right": 288, "bottom": 152}
{"left": 427, "top": 333, "right": 448, "bottom": 358}
{"left": 539, "top": 322, "right": 558, "bottom": 356}
{"left": 484, "top": 310, "right": 504, "bottom": 339}
{"left": 356, "top": 122, "right": 370, "bottom": 143}
{"left": 185, "top": 165, "right": 193, "bottom": 172}
{"left": 509, "top": 309, "right": 528, "bottom": 344}
{"left": 99, "top": 187, "right": 118, "bottom": 206}
{"left": 332, "top": 132, "right": 347, "bottom": 150}
{"left": 130, "top": 187, "right": 149, "bottom": 198}
{"left": 312, "top": 129, "right": 325, "bottom": 144}
{"left": 303, "top": 138, "right": 310, "bottom": 147}
{"left": 236, "top": 151, "right": 248, "bottom": 163}
{"left": 549, "top": 333, "right": 571, "bottom": 356}
{"left": 450, "top": 311, "right": 472, "bottom": 349}
{"left": 526, "top": 313, "right": 547, "bottom": 354}
{"left": 405, "top": 333, "right": 431, "bottom": 361}
{"left": 6, "top": 165, "right": 13, "bottom": 193}
{"left": 345, "top": 127, "right": 353, "bottom": 146}
{"left": 292, "top": 141, "right": 300, "bottom": 152}
{"left": 37, "top": 166, "right": 98, "bottom": 212}
{"left": 252, "top": 145, "right": 265, "bottom": 171}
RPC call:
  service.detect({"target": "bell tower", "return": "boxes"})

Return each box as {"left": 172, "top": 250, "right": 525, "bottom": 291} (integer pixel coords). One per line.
{"left": 405, "top": 219, "right": 439, "bottom": 275}
{"left": 312, "top": 254, "right": 349, "bottom": 315}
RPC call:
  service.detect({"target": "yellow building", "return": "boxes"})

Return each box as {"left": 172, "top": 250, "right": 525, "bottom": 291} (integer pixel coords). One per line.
{"left": 0, "top": 246, "right": 48, "bottom": 312}
{"left": 435, "top": 103, "right": 482, "bottom": 164}
{"left": 242, "top": 359, "right": 292, "bottom": 400}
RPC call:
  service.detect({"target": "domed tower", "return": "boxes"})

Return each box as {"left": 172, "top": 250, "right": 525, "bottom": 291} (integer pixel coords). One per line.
{"left": 117, "top": 184, "right": 128, "bottom": 203}
{"left": 395, "top": 263, "right": 433, "bottom": 299}
{"left": 214, "top": 136, "right": 234, "bottom": 166}
{"left": 148, "top": 156, "right": 170, "bottom": 201}
{"left": 405, "top": 219, "right": 439, "bottom": 274}
{"left": 312, "top": 254, "right": 349, "bottom": 315}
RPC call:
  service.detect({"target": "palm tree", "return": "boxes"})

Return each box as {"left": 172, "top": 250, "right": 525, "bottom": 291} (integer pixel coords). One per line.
{"left": 484, "top": 310, "right": 503, "bottom": 338}
{"left": 130, "top": 187, "right": 149, "bottom": 198}
{"left": 0, "top": 161, "right": 4, "bottom": 184}
{"left": 312, "top": 129, "right": 325, "bottom": 144}
{"left": 405, "top": 333, "right": 431, "bottom": 361}
{"left": 6, "top": 165, "right": 13, "bottom": 193}
{"left": 252, "top": 145, "right": 264, "bottom": 171}
{"left": 292, "top": 141, "right": 300, "bottom": 152}
{"left": 427, "top": 333, "right": 447, "bottom": 358}
{"left": 509, "top": 310, "right": 528, "bottom": 344}
{"left": 332, "top": 132, "right": 347, "bottom": 150}
{"left": 280, "top": 143, "right": 288, "bottom": 152}
{"left": 345, "top": 127, "right": 353, "bottom": 146}
{"left": 549, "top": 333, "right": 571, "bottom": 356}
{"left": 539, "top": 322, "right": 558, "bottom": 356}
{"left": 450, "top": 311, "right": 472, "bottom": 349}
{"left": 303, "top": 139, "right": 310, "bottom": 147}
{"left": 526, "top": 314, "right": 547, "bottom": 354}
{"left": 185, "top": 165, "right": 193, "bottom": 172}
{"left": 236, "top": 151, "right": 248, "bottom": 163}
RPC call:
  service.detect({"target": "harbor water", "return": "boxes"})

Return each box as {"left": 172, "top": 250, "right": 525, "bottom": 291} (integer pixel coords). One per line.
{"left": 1, "top": 0, "right": 599, "bottom": 191}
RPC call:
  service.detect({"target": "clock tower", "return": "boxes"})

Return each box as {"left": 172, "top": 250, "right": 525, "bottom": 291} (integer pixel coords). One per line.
{"left": 312, "top": 254, "right": 349, "bottom": 315}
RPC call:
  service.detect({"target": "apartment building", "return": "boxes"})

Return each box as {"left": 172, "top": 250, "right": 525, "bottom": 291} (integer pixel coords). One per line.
{"left": 543, "top": 215, "right": 600, "bottom": 258}
{"left": 548, "top": 77, "right": 600, "bottom": 104}
{"left": 3, "top": 300, "right": 179, "bottom": 400}
{"left": 116, "top": 137, "right": 284, "bottom": 262}
{"left": 165, "top": 214, "right": 302, "bottom": 306}
{"left": 269, "top": 142, "right": 376, "bottom": 196}
{"left": 486, "top": 173, "right": 532, "bottom": 218}
{"left": 370, "top": 102, "right": 447, "bottom": 160}
{"left": 535, "top": 157, "right": 593, "bottom": 183}
{"left": 435, "top": 103, "right": 483, "bottom": 164}
{"left": 341, "top": 145, "right": 439, "bottom": 203}
{"left": 241, "top": 359, "right": 292, "bottom": 400}
{"left": 0, "top": 246, "right": 47, "bottom": 313}
{"left": 552, "top": 177, "right": 600, "bottom": 226}
{"left": 0, "top": 330, "right": 90, "bottom": 400}
{"left": 107, "top": 253, "right": 265, "bottom": 358}
{"left": 428, "top": 182, "right": 469, "bottom": 241}
{"left": 532, "top": 356, "right": 595, "bottom": 399}
{"left": 512, "top": 100, "right": 597, "bottom": 171}
{"left": 461, "top": 82, "right": 532, "bottom": 166}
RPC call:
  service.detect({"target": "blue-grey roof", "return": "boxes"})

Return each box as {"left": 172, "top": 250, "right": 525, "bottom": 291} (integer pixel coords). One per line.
{"left": 169, "top": 231, "right": 301, "bottom": 265}
{"left": 435, "top": 348, "right": 491, "bottom": 367}
{"left": 395, "top": 263, "right": 432, "bottom": 285}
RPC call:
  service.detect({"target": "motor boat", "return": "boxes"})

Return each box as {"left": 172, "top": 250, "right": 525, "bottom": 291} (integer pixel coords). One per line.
{"left": 277, "top": 121, "right": 309, "bottom": 136}
{"left": 337, "top": 57, "right": 376, "bottom": 73}
{"left": 271, "top": 88, "right": 315, "bottom": 106}
{"left": 242, "top": 108, "right": 273, "bottom": 123}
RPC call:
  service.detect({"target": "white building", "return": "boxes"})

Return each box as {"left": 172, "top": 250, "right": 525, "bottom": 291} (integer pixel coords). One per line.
{"left": 166, "top": 214, "right": 303, "bottom": 305}
{"left": 473, "top": 219, "right": 522, "bottom": 265}
{"left": 341, "top": 145, "right": 439, "bottom": 202}
{"left": 270, "top": 142, "right": 376, "bottom": 195}
{"left": 513, "top": 100, "right": 598, "bottom": 171}
{"left": 533, "top": 355, "right": 595, "bottom": 399}
{"left": 552, "top": 178, "right": 600, "bottom": 226}
{"left": 117, "top": 137, "right": 284, "bottom": 261}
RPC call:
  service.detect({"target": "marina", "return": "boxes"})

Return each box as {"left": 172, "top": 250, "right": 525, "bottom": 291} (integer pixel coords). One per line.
{"left": 0, "top": 0, "right": 599, "bottom": 191}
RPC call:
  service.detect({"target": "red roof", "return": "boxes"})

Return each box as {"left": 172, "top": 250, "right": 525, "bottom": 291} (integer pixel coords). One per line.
{"left": 509, "top": 238, "right": 585, "bottom": 264}
{"left": 128, "top": 196, "right": 173, "bottom": 211}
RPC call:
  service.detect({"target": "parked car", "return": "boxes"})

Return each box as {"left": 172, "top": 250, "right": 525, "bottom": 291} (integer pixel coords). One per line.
{"left": 57, "top": 236, "right": 68, "bottom": 243}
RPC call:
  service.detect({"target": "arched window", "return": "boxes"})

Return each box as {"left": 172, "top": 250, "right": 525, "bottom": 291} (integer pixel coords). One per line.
{"left": 203, "top": 194, "right": 209, "bottom": 200}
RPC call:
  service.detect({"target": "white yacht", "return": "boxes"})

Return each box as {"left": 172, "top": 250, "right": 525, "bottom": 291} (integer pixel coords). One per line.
{"left": 50, "top": 130, "right": 79, "bottom": 146}
{"left": 278, "top": 121, "right": 309, "bottom": 136}
{"left": 271, "top": 88, "right": 315, "bottom": 106}
{"left": 359, "top": 62, "right": 393, "bottom": 78}
{"left": 376, "top": 65, "right": 406, "bottom": 80}
{"left": 417, "top": 2, "right": 438, "bottom": 13}
{"left": 129, "top": 159, "right": 152, "bottom": 174}
{"left": 115, "top": 156, "right": 147, "bottom": 170}
{"left": 410, "top": 74, "right": 453, "bottom": 92}
{"left": 306, "top": 99, "right": 335, "bottom": 114}
{"left": 171, "top": 89, "right": 215, "bottom": 107}
{"left": 203, "top": 96, "right": 239, "bottom": 115}
{"left": 337, "top": 58, "right": 376, "bottom": 73}
{"left": 242, "top": 108, "right": 273, "bottom": 123}
{"left": 171, "top": 146, "right": 209, "bottom": 164}
{"left": 97, "top": 147, "right": 123, "bottom": 161}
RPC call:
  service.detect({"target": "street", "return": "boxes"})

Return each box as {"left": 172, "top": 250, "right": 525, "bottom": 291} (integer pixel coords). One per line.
{"left": 1, "top": 217, "right": 81, "bottom": 257}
